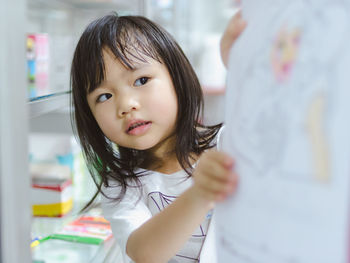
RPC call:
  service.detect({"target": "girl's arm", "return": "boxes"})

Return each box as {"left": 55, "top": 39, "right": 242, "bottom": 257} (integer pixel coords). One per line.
{"left": 220, "top": 9, "right": 247, "bottom": 68}
{"left": 126, "top": 150, "right": 238, "bottom": 263}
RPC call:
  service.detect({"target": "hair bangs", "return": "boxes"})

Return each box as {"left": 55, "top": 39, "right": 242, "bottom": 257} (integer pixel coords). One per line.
{"left": 81, "top": 16, "right": 163, "bottom": 95}
{"left": 108, "top": 21, "right": 162, "bottom": 70}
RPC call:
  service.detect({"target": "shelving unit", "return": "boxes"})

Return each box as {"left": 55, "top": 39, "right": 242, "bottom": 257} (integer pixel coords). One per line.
{"left": 29, "top": 92, "right": 70, "bottom": 118}
{"left": 26, "top": 1, "right": 144, "bottom": 261}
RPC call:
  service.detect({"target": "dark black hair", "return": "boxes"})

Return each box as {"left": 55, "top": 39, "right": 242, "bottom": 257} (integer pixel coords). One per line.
{"left": 70, "top": 13, "right": 222, "bottom": 208}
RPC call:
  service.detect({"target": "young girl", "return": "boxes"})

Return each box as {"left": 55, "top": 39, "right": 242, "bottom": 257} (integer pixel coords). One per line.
{"left": 71, "top": 12, "right": 246, "bottom": 263}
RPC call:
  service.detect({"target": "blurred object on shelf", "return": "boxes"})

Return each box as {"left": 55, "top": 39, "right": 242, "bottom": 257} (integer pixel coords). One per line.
{"left": 31, "top": 237, "right": 43, "bottom": 248}
{"left": 31, "top": 163, "right": 71, "bottom": 181}
{"left": 29, "top": 133, "right": 74, "bottom": 217}
{"left": 32, "top": 237, "right": 101, "bottom": 263}
{"left": 29, "top": 133, "right": 99, "bottom": 217}
{"left": 71, "top": 139, "right": 99, "bottom": 208}
{"left": 32, "top": 212, "right": 116, "bottom": 263}
{"left": 31, "top": 177, "right": 73, "bottom": 217}
{"left": 56, "top": 215, "right": 113, "bottom": 244}
{"left": 29, "top": 133, "right": 74, "bottom": 169}
{"left": 27, "top": 33, "right": 50, "bottom": 99}
{"left": 48, "top": 35, "right": 74, "bottom": 96}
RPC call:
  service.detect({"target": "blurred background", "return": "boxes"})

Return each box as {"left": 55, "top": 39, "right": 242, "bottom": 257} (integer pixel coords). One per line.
{"left": 26, "top": 0, "right": 239, "bottom": 124}
{"left": 0, "top": 0, "right": 239, "bottom": 262}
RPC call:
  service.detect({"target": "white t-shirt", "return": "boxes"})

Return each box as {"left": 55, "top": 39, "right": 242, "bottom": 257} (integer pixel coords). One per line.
{"left": 101, "top": 127, "right": 223, "bottom": 263}
{"left": 101, "top": 169, "right": 215, "bottom": 263}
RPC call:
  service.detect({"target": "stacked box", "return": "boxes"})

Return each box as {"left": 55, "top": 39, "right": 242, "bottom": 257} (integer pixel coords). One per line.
{"left": 27, "top": 33, "right": 49, "bottom": 98}
{"left": 31, "top": 165, "right": 73, "bottom": 217}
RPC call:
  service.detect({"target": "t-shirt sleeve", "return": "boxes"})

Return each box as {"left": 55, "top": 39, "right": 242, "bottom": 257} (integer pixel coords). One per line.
{"left": 216, "top": 125, "right": 225, "bottom": 151}
{"left": 101, "top": 183, "right": 152, "bottom": 263}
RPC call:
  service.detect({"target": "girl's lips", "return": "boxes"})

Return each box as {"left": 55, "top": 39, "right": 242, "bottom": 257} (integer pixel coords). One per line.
{"left": 126, "top": 121, "right": 152, "bottom": 135}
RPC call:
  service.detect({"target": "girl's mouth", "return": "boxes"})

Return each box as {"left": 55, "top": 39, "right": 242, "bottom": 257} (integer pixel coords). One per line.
{"left": 126, "top": 121, "right": 152, "bottom": 135}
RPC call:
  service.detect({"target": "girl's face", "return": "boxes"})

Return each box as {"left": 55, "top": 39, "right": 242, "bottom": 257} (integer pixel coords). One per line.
{"left": 87, "top": 49, "right": 178, "bottom": 156}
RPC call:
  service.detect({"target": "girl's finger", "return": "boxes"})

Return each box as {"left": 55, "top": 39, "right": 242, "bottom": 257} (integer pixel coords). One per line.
{"left": 202, "top": 150, "right": 235, "bottom": 169}
{"left": 197, "top": 161, "right": 235, "bottom": 183}
{"left": 195, "top": 173, "right": 237, "bottom": 195}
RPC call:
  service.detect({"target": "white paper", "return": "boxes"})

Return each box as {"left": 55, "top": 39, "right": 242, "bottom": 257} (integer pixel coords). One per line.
{"left": 216, "top": 1, "right": 350, "bottom": 262}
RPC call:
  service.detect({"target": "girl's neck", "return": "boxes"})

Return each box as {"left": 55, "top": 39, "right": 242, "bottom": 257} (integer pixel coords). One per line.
{"left": 141, "top": 151, "right": 199, "bottom": 175}
{"left": 152, "top": 154, "right": 182, "bottom": 174}
{"left": 141, "top": 135, "right": 199, "bottom": 174}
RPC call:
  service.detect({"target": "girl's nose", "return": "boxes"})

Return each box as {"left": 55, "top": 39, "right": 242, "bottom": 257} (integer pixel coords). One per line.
{"left": 117, "top": 97, "right": 140, "bottom": 117}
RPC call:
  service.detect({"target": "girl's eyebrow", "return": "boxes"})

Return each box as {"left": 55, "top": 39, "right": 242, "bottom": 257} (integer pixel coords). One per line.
{"left": 88, "top": 84, "right": 106, "bottom": 95}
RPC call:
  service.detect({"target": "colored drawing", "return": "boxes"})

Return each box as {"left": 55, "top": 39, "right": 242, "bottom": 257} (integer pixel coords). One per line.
{"left": 271, "top": 25, "right": 301, "bottom": 83}
{"left": 217, "top": 1, "right": 350, "bottom": 262}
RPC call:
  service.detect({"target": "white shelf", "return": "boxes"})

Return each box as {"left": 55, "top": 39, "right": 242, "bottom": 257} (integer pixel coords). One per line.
{"left": 29, "top": 92, "right": 70, "bottom": 118}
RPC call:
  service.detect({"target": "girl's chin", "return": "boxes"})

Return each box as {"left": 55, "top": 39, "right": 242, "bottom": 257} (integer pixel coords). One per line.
{"left": 118, "top": 143, "right": 158, "bottom": 151}
{"left": 118, "top": 137, "right": 172, "bottom": 152}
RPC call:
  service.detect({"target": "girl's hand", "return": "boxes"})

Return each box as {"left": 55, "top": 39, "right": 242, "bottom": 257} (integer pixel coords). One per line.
{"left": 192, "top": 150, "right": 238, "bottom": 205}
{"left": 220, "top": 9, "right": 247, "bottom": 68}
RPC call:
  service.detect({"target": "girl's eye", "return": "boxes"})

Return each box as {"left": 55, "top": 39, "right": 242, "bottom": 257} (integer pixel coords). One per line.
{"left": 97, "top": 93, "right": 112, "bottom": 103}
{"left": 134, "top": 77, "right": 149, "bottom": 87}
